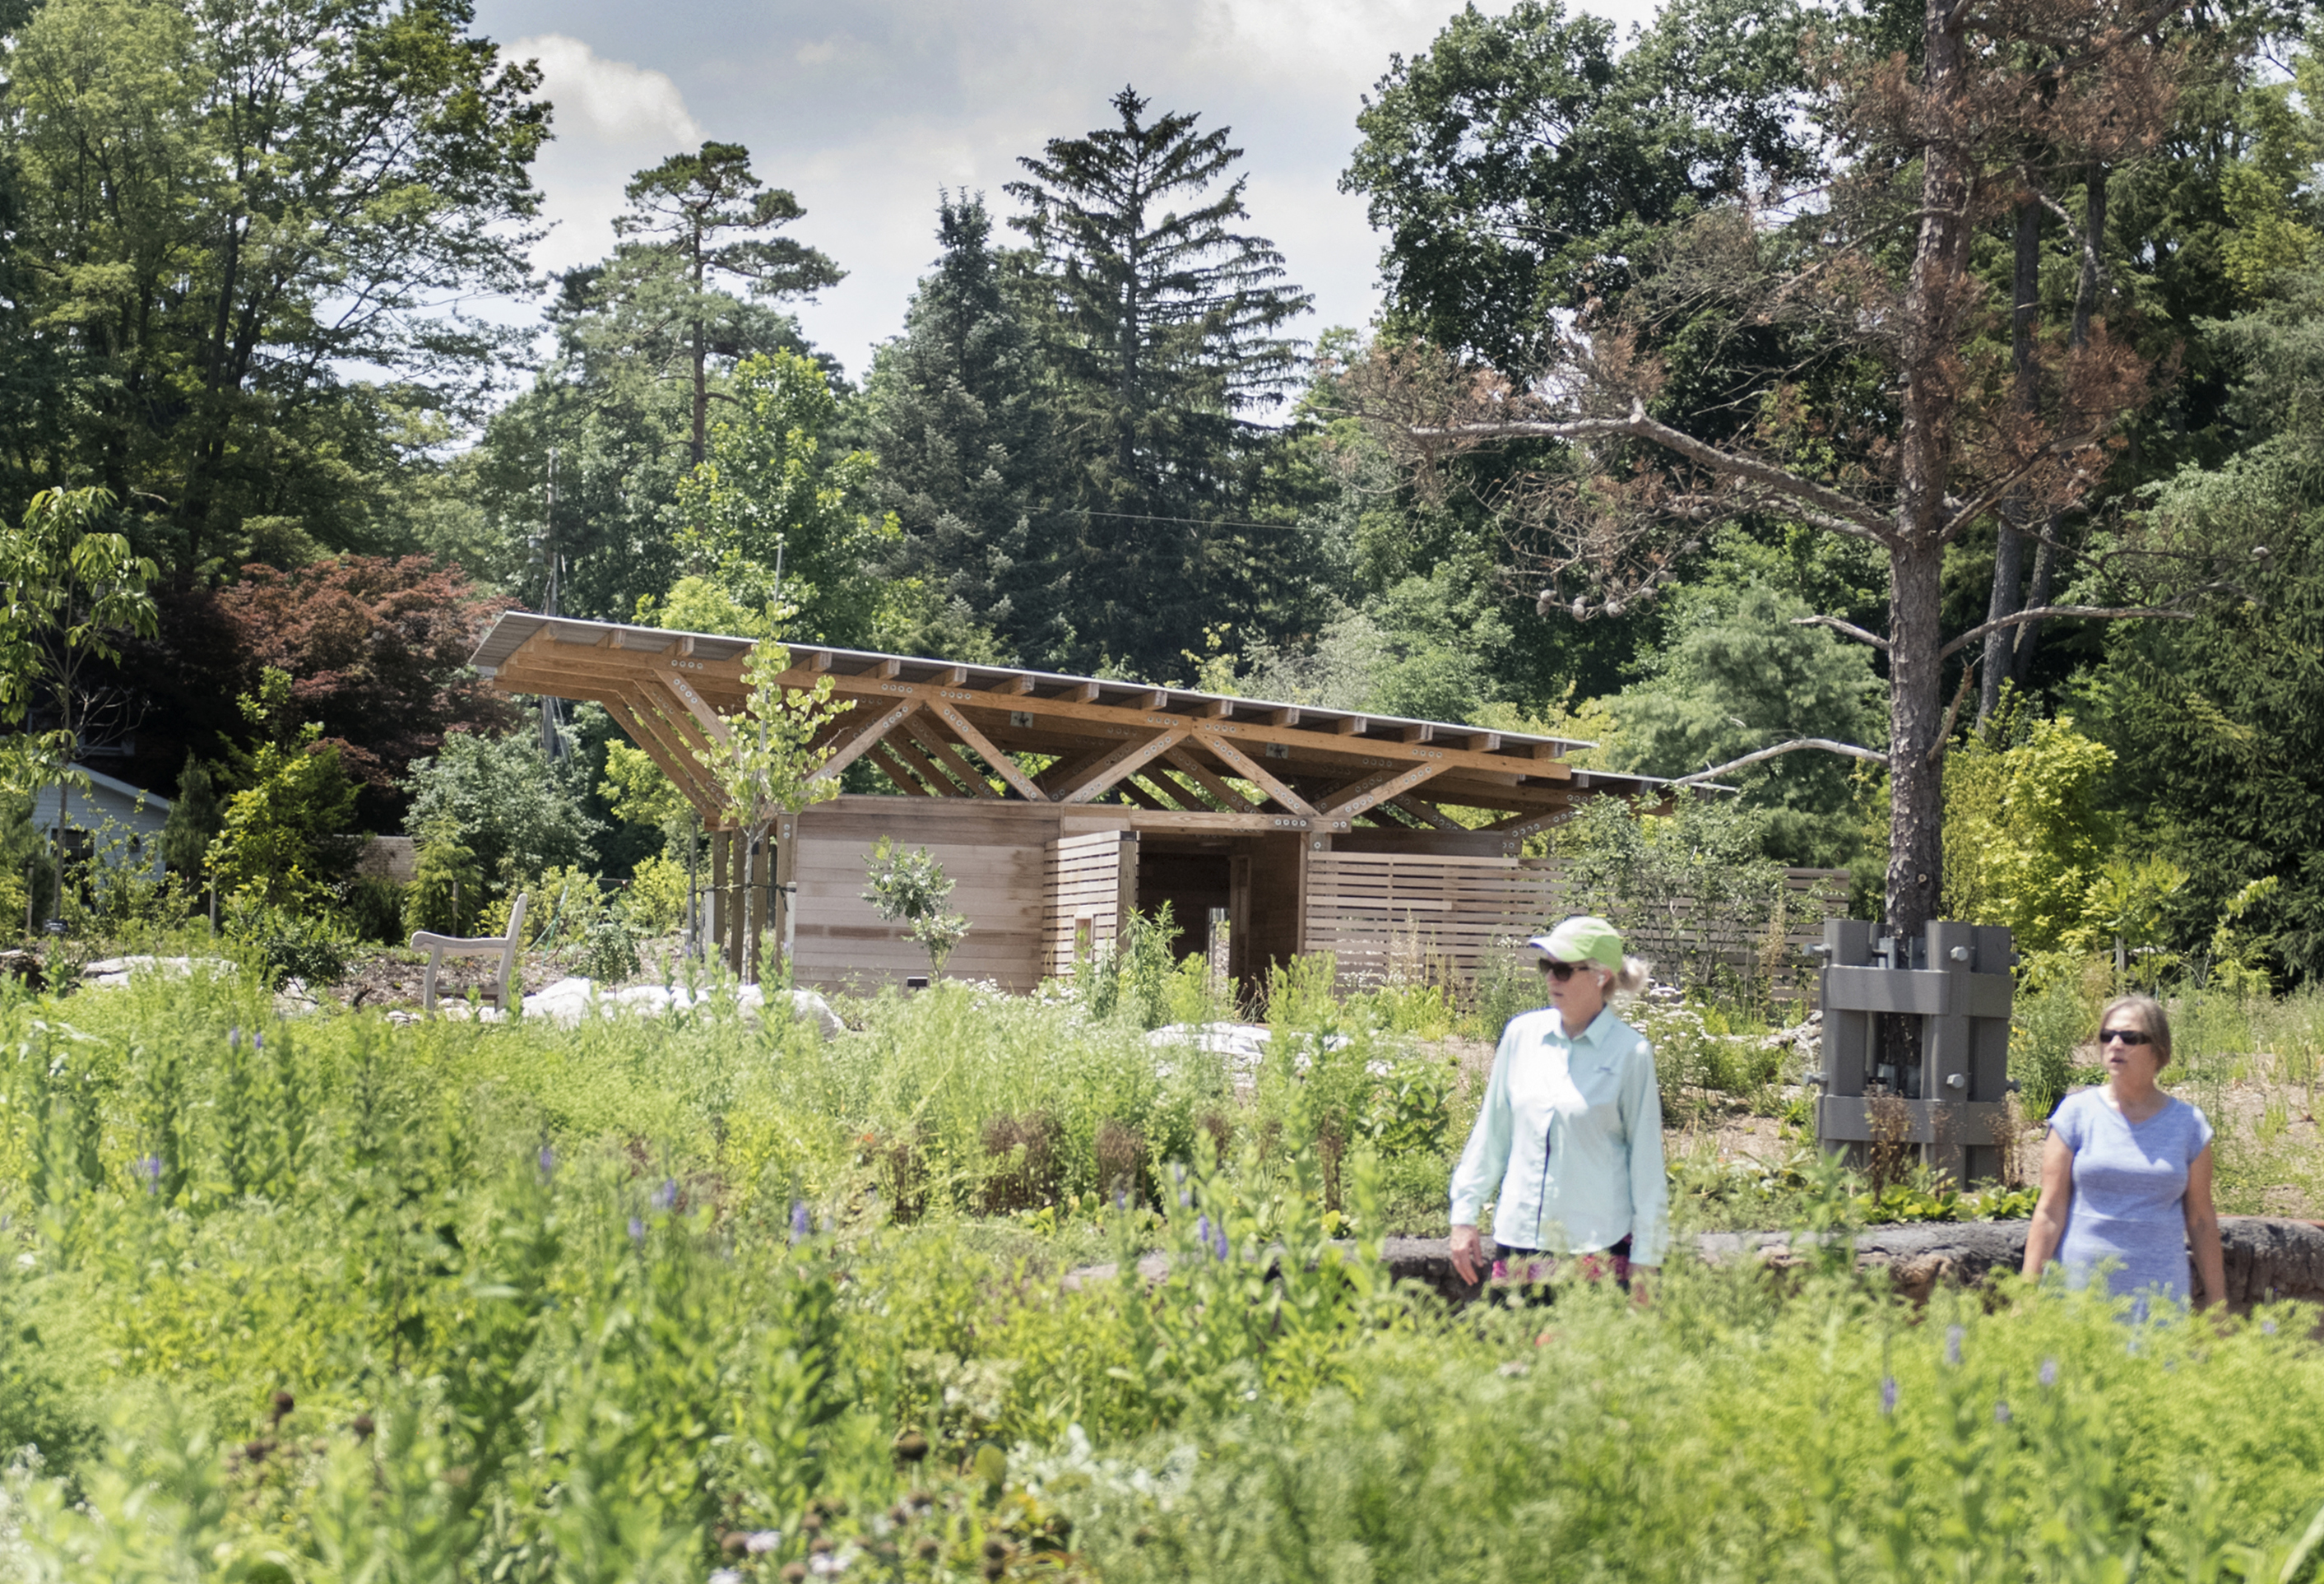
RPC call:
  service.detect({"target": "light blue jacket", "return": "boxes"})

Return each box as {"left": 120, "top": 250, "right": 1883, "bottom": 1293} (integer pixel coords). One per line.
{"left": 1450, "top": 1006, "right": 1670, "bottom": 1266}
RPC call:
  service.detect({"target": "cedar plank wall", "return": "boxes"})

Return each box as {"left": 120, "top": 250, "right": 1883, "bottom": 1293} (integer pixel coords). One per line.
{"left": 1240, "top": 833, "right": 1314, "bottom": 992}
{"left": 790, "top": 798, "right": 1058, "bottom": 992}
{"left": 1044, "top": 831, "right": 1135, "bottom": 978}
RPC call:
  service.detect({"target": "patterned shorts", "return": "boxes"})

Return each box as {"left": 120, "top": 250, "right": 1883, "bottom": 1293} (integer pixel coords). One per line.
{"left": 1491, "top": 1235, "right": 1633, "bottom": 1291}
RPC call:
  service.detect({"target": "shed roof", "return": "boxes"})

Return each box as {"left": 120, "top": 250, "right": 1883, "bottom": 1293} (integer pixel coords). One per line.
{"left": 471, "top": 611, "right": 1691, "bottom": 838}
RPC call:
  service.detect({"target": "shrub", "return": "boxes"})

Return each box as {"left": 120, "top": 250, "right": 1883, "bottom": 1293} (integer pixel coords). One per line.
{"left": 622, "top": 852, "right": 691, "bottom": 936}
{"left": 225, "top": 902, "right": 351, "bottom": 987}
{"left": 341, "top": 875, "right": 406, "bottom": 943}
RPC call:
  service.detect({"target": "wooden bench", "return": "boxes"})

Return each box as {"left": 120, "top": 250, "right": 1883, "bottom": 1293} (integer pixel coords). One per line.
{"left": 411, "top": 892, "right": 526, "bottom": 1013}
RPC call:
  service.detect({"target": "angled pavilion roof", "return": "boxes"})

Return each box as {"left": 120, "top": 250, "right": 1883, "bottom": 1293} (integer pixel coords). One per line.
{"left": 470, "top": 611, "right": 1686, "bottom": 836}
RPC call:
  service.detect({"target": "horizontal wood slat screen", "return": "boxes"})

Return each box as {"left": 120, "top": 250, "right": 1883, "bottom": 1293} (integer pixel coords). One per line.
{"left": 1304, "top": 854, "right": 1849, "bottom": 996}
{"left": 1044, "top": 832, "right": 1131, "bottom": 980}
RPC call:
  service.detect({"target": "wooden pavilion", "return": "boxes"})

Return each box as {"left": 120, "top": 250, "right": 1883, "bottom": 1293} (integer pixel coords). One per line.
{"left": 468, "top": 611, "right": 1691, "bottom": 996}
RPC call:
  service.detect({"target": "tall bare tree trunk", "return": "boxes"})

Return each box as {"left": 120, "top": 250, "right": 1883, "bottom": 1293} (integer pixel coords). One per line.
{"left": 1887, "top": 0, "right": 1978, "bottom": 941}
{"left": 1978, "top": 196, "right": 2043, "bottom": 727}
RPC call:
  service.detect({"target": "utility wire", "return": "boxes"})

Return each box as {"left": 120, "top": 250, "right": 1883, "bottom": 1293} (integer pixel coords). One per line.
{"left": 1081, "top": 509, "right": 1319, "bottom": 535}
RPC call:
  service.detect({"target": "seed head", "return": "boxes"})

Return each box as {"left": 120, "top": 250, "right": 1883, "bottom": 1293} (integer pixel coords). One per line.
{"left": 893, "top": 1430, "right": 930, "bottom": 1463}
{"left": 271, "top": 1390, "right": 295, "bottom": 1423}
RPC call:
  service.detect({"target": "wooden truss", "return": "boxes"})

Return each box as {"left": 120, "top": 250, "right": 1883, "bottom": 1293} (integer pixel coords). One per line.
{"left": 473, "top": 615, "right": 1684, "bottom": 834}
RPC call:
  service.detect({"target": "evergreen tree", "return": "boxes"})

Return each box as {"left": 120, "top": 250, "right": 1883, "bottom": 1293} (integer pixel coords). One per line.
{"left": 865, "top": 195, "right": 1067, "bottom": 664}
{"left": 159, "top": 754, "right": 222, "bottom": 879}
{"left": 1006, "top": 87, "right": 1312, "bottom": 676}
{"left": 580, "top": 142, "right": 845, "bottom": 467}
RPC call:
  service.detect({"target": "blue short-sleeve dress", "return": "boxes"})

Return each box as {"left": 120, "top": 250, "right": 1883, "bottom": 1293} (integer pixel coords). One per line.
{"left": 2048, "top": 1087, "right": 2214, "bottom": 1303}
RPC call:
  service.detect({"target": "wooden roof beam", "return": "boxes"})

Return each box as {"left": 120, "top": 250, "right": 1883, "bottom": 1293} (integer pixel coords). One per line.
{"left": 1388, "top": 793, "right": 1465, "bottom": 831}
{"left": 1160, "top": 746, "right": 1256, "bottom": 813}
{"left": 1051, "top": 726, "right": 1194, "bottom": 805}
{"left": 887, "top": 729, "right": 974, "bottom": 797}
{"left": 808, "top": 698, "right": 923, "bottom": 783}
{"left": 1116, "top": 777, "right": 1174, "bottom": 812}
{"left": 1147, "top": 763, "right": 1219, "bottom": 813}
{"left": 1320, "top": 759, "right": 1453, "bottom": 820}
{"left": 867, "top": 741, "right": 935, "bottom": 796}
{"left": 902, "top": 713, "right": 1000, "bottom": 798}
{"left": 926, "top": 700, "right": 1046, "bottom": 801}
{"left": 1193, "top": 727, "right": 1315, "bottom": 818}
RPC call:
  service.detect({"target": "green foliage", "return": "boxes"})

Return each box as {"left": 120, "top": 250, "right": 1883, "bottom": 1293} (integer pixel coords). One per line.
{"left": 1, "top": 0, "right": 546, "bottom": 574}
{"left": 1555, "top": 789, "right": 1802, "bottom": 993}
{"left": 0, "top": 487, "right": 159, "bottom": 727}
{"left": 1945, "top": 712, "right": 2118, "bottom": 952}
{"left": 225, "top": 901, "right": 352, "bottom": 987}
{"left": 1004, "top": 86, "right": 1313, "bottom": 678}
{"left": 2011, "top": 969, "right": 2095, "bottom": 1119}
{"left": 403, "top": 820, "right": 483, "bottom": 938}
{"left": 160, "top": 754, "right": 223, "bottom": 880}
{"left": 1606, "top": 581, "right": 1886, "bottom": 866}
{"left": 861, "top": 837, "right": 971, "bottom": 975}
{"left": 621, "top": 852, "right": 692, "bottom": 938}
{"left": 400, "top": 729, "right": 599, "bottom": 897}
{"left": 672, "top": 351, "right": 906, "bottom": 648}
{"left": 206, "top": 672, "right": 361, "bottom": 913}
{"left": 865, "top": 193, "right": 1066, "bottom": 663}
{"left": 1340, "top": 0, "right": 1820, "bottom": 373}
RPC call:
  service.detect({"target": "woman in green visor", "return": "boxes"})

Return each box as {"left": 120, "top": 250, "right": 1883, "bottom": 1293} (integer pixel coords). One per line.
{"left": 1449, "top": 916, "right": 1668, "bottom": 1294}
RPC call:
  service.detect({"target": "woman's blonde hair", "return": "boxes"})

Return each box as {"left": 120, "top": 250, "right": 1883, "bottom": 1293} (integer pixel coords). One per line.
{"left": 1610, "top": 955, "right": 1651, "bottom": 995}
{"left": 2099, "top": 994, "right": 2173, "bottom": 1066}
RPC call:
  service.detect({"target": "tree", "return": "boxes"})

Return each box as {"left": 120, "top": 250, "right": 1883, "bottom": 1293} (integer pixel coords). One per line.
{"left": 3, "top": 0, "right": 549, "bottom": 574}
{"left": 1342, "top": 0, "right": 1821, "bottom": 375}
{"left": 589, "top": 142, "right": 845, "bottom": 468}
{"left": 860, "top": 837, "right": 969, "bottom": 978}
{"left": 400, "top": 729, "right": 600, "bottom": 896}
{"left": 0, "top": 486, "right": 160, "bottom": 921}
{"left": 206, "top": 555, "right": 513, "bottom": 815}
{"left": 1606, "top": 583, "right": 1886, "bottom": 867}
{"left": 159, "top": 754, "right": 222, "bottom": 880}
{"left": 865, "top": 194, "right": 1066, "bottom": 662}
{"left": 690, "top": 637, "right": 850, "bottom": 980}
{"left": 1361, "top": 0, "right": 2202, "bottom": 940}
{"left": 670, "top": 351, "right": 905, "bottom": 649}
{"left": 206, "top": 671, "right": 360, "bottom": 910}
{"left": 1006, "top": 86, "right": 1313, "bottom": 676}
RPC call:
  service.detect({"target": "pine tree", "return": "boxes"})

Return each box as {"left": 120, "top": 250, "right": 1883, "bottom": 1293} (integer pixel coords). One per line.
{"left": 579, "top": 142, "right": 845, "bottom": 467}
{"left": 865, "top": 195, "right": 1067, "bottom": 664}
{"left": 160, "top": 754, "right": 222, "bottom": 879}
{"left": 1005, "top": 87, "right": 1312, "bottom": 676}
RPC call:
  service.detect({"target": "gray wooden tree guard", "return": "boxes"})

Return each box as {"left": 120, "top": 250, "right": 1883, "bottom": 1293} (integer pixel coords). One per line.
{"left": 1811, "top": 919, "right": 2016, "bottom": 1185}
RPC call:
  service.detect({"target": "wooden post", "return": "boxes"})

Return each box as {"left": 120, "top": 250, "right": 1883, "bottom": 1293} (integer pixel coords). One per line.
{"left": 772, "top": 816, "right": 800, "bottom": 978}
{"left": 710, "top": 830, "right": 730, "bottom": 971}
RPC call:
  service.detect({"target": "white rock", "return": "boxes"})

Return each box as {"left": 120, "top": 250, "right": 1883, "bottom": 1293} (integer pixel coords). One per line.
{"left": 514, "top": 976, "right": 842, "bottom": 1039}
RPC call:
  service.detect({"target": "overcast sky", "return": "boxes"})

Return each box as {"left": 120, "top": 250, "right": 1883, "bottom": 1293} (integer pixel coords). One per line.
{"left": 470, "top": 0, "right": 1659, "bottom": 385}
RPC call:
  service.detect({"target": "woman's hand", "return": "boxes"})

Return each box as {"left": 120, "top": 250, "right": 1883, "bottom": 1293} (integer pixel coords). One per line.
{"left": 1450, "top": 1224, "right": 1484, "bottom": 1284}
{"left": 2021, "top": 1129, "right": 2074, "bottom": 1282}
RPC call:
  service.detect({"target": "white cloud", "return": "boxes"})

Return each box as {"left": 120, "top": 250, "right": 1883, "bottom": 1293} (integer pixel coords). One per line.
{"left": 508, "top": 35, "right": 706, "bottom": 276}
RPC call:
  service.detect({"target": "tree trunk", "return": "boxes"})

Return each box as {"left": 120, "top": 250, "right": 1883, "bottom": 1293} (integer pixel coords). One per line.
{"left": 1978, "top": 196, "right": 2043, "bottom": 727}
{"left": 2016, "top": 162, "right": 2107, "bottom": 689}
{"left": 1886, "top": 0, "right": 1976, "bottom": 940}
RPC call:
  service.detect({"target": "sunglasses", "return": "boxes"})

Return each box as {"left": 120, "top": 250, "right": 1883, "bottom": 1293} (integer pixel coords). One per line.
{"left": 1539, "top": 961, "right": 1590, "bottom": 982}
{"left": 2099, "top": 1029, "right": 2153, "bottom": 1047}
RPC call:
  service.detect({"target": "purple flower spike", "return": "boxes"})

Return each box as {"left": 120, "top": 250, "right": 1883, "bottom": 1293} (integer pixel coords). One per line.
{"left": 629, "top": 1216, "right": 646, "bottom": 1245}
{"left": 536, "top": 1145, "right": 554, "bottom": 1178}
{"left": 252, "top": 1031, "right": 262, "bottom": 1052}
{"left": 1944, "top": 1325, "right": 1964, "bottom": 1367}
{"left": 1878, "top": 1377, "right": 1898, "bottom": 1418}
{"left": 2262, "top": 1319, "right": 2279, "bottom": 1336}
{"left": 1171, "top": 1163, "right": 1186, "bottom": 1186}
{"left": 229, "top": 1028, "right": 240, "bottom": 1052}
{"left": 1114, "top": 1187, "right": 1128, "bottom": 1212}
{"left": 746, "top": 1531, "right": 782, "bottom": 1554}
{"left": 132, "top": 1154, "right": 163, "bottom": 1194}
{"left": 790, "top": 1200, "right": 811, "bottom": 1243}
{"left": 652, "top": 1178, "right": 678, "bottom": 1211}
{"left": 1195, "top": 1214, "right": 1211, "bottom": 1250}
{"left": 2039, "top": 1357, "right": 2058, "bottom": 1388}
{"left": 1212, "top": 1221, "right": 1229, "bottom": 1261}
{"left": 1178, "top": 1188, "right": 1192, "bottom": 1209}
{"left": 1994, "top": 1400, "right": 2011, "bottom": 1425}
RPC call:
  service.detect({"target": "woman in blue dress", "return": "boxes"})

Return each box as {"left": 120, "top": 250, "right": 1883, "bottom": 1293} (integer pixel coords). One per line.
{"left": 2022, "top": 995, "right": 2224, "bottom": 1308}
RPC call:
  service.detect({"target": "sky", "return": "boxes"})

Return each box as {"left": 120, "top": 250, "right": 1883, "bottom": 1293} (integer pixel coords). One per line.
{"left": 471, "top": 0, "right": 1660, "bottom": 385}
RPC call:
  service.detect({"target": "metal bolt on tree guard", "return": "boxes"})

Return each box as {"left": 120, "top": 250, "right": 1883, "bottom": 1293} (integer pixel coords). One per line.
{"left": 1807, "top": 919, "right": 2016, "bottom": 1186}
